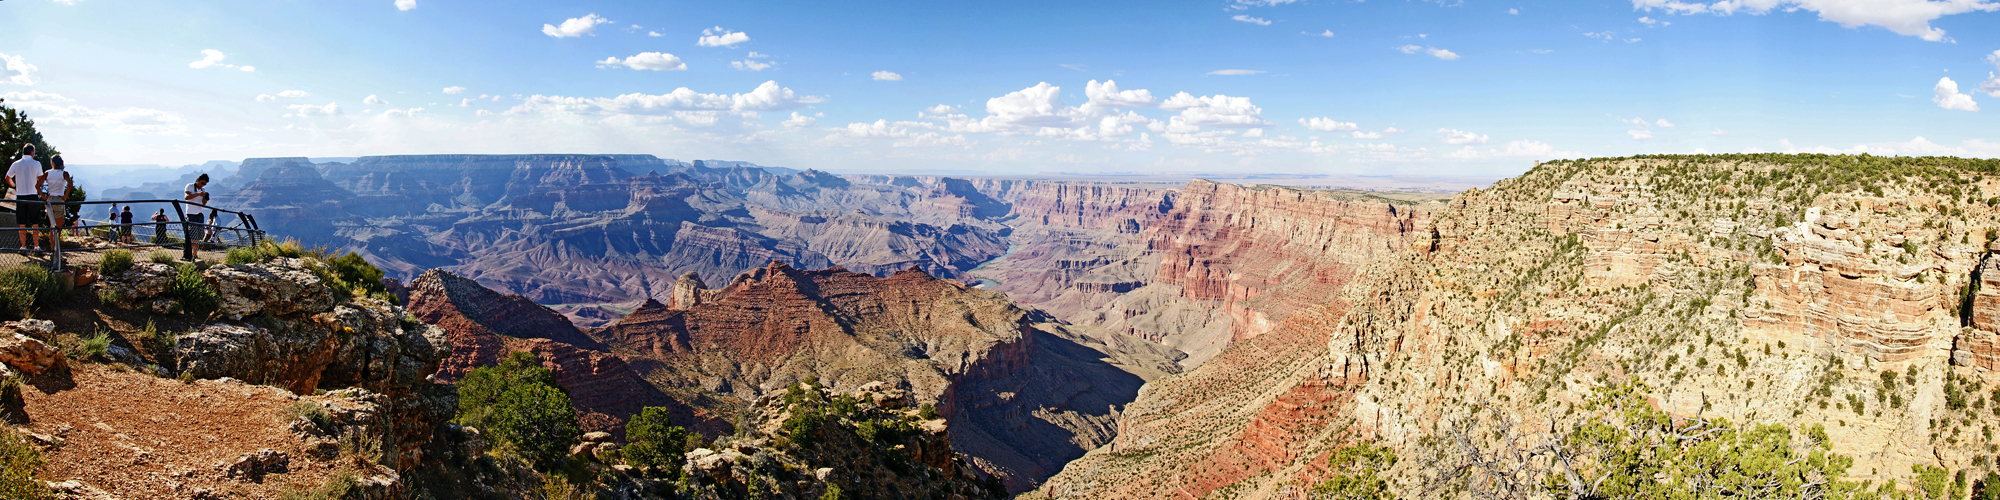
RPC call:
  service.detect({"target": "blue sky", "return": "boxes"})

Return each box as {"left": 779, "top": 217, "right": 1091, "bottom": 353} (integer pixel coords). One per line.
{"left": 2, "top": 0, "right": 1997, "bottom": 177}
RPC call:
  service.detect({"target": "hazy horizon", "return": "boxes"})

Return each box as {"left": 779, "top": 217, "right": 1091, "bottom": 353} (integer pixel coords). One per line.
{"left": 4, "top": 0, "right": 1997, "bottom": 178}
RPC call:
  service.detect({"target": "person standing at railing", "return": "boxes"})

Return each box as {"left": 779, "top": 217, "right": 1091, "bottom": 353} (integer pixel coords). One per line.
{"left": 6, "top": 144, "right": 46, "bottom": 252}
{"left": 184, "top": 173, "right": 210, "bottom": 246}
{"left": 38, "top": 155, "right": 73, "bottom": 242}
{"left": 151, "top": 209, "right": 168, "bottom": 244}
{"left": 119, "top": 205, "right": 134, "bottom": 244}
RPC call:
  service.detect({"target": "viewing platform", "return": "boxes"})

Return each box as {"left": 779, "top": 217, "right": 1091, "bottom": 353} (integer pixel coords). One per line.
{"left": 0, "top": 198, "right": 266, "bottom": 272}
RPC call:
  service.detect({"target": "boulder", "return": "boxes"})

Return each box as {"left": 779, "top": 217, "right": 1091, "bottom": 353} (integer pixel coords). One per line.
{"left": 220, "top": 448, "right": 290, "bottom": 480}
{"left": 581, "top": 431, "right": 613, "bottom": 442}
{"left": 204, "top": 258, "right": 335, "bottom": 320}
{"left": 0, "top": 333, "right": 61, "bottom": 374}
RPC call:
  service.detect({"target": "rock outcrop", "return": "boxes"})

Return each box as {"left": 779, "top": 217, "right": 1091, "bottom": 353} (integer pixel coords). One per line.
{"left": 403, "top": 269, "right": 730, "bottom": 438}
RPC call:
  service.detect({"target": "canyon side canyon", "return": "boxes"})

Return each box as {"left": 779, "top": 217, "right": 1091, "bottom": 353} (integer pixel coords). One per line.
{"left": 63, "top": 153, "right": 2000, "bottom": 499}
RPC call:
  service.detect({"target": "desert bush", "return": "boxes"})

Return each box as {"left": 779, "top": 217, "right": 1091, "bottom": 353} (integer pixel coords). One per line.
{"left": 259, "top": 238, "right": 304, "bottom": 259}
{"left": 79, "top": 331, "right": 110, "bottom": 361}
{"left": 327, "top": 252, "right": 385, "bottom": 298}
{"left": 455, "top": 352, "right": 578, "bottom": 471}
{"left": 0, "top": 374, "right": 23, "bottom": 407}
{"left": 623, "top": 407, "right": 691, "bottom": 478}
{"left": 285, "top": 401, "right": 333, "bottom": 434}
{"left": 277, "top": 464, "right": 357, "bottom": 500}
{"left": 224, "top": 247, "right": 260, "bottom": 265}
{"left": 149, "top": 250, "right": 176, "bottom": 264}
{"left": 0, "top": 266, "right": 59, "bottom": 317}
{"left": 166, "top": 263, "right": 220, "bottom": 315}
{"left": 0, "top": 428, "right": 49, "bottom": 500}
{"left": 99, "top": 249, "right": 133, "bottom": 275}
{"left": 1309, "top": 441, "right": 1396, "bottom": 500}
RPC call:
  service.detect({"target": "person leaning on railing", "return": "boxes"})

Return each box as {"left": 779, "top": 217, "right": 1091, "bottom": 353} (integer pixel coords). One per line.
{"left": 38, "top": 154, "right": 73, "bottom": 241}
{"left": 5, "top": 144, "right": 46, "bottom": 252}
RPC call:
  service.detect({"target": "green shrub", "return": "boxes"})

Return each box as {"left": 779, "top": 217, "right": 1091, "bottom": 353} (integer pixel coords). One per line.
{"left": 455, "top": 352, "right": 578, "bottom": 471}
{"left": 782, "top": 409, "right": 827, "bottom": 447}
{"left": 285, "top": 401, "right": 333, "bottom": 434}
{"left": 165, "top": 263, "right": 220, "bottom": 315}
{"left": 277, "top": 464, "right": 357, "bottom": 500}
{"left": 149, "top": 251, "right": 176, "bottom": 264}
{"left": 131, "top": 320, "right": 172, "bottom": 361}
{"left": 99, "top": 249, "right": 133, "bottom": 275}
{"left": 259, "top": 238, "right": 305, "bottom": 259}
{"left": 80, "top": 331, "right": 110, "bottom": 361}
{"left": 0, "top": 374, "right": 23, "bottom": 407}
{"left": 224, "top": 247, "right": 260, "bottom": 265}
{"left": 917, "top": 404, "right": 939, "bottom": 420}
{"left": 623, "top": 407, "right": 690, "bottom": 477}
{"left": 0, "top": 428, "right": 49, "bottom": 500}
{"left": 328, "top": 252, "right": 386, "bottom": 298}
{"left": 0, "top": 266, "right": 59, "bottom": 317}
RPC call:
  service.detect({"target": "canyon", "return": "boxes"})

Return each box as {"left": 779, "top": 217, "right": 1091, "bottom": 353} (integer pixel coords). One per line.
{"left": 52, "top": 152, "right": 2000, "bottom": 499}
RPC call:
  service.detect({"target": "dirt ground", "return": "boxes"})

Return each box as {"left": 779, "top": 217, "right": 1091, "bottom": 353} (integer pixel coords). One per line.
{"left": 18, "top": 364, "right": 344, "bottom": 499}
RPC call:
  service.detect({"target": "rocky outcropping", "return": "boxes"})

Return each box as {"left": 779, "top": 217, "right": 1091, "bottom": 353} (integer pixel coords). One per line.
{"left": 403, "top": 269, "right": 729, "bottom": 438}
{"left": 0, "top": 320, "right": 62, "bottom": 375}
{"left": 106, "top": 258, "right": 459, "bottom": 471}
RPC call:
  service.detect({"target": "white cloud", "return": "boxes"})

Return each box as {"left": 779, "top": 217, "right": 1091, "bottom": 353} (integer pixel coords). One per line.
{"left": 983, "top": 83, "right": 1084, "bottom": 128}
{"left": 1628, "top": 129, "right": 1655, "bottom": 139}
{"left": 1085, "top": 80, "right": 1157, "bottom": 107}
{"left": 460, "top": 98, "right": 473, "bottom": 107}
{"left": 1306, "top": 30, "right": 1335, "bottom": 37}
{"left": 443, "top": 86, "right": 466, "bottom": 94}
{"left": 1, "top": 90, "right": 189, "bottom": 135}
{"left": 1206, "top": 69, "right": 1265, "bottom": 75}
{"left": 1299, "top": 117, "right": 1359, "bottom": 132}
{"left": 1351, "top": 130, "right": 1383, "bottom": 139}
{"left": 1655, "top": 118, "right": 1674, "bottom": 127}
{"left": 1510, "top": 7, "right": 1521, "bottom": 14}
{"left": 543, "top": 14, "right": 609, "bottom": 38}
{"left": 872, "top": 71, "right": 903, "bottom": 81}
{"left": 1395, "top": 45, "right": 1459, "bottom": 59}
{"left": 395, "top": 0, "right": 416, "bottom": 10}
{"left": 475, "top": 109, "right": 494, "bottom": 116}
{"left": 1711, "top": 128, "right": 1726, "bottom": 136}
{"left": 1639, "top": 16, "right": 1658, "bottom": 24}
{"left": 238, "top": 66, "right": 256, "bottom": 72}
{"left": 748, "top": 52, "right": 770, "bottom": 59}
{"left": 1383, "top": 127, "right": 1405, "bottom": 134}
{"left": 732, "top": 59, "right": 773, "bottom": 71}
{"left": 278, "top": 90, "right": 310, "bottom": 98}
{"left": 782, "top": 111, "right": 817, "bottom": 130}
{"left": 1232, "top": 15, "right": 1273, "bottom": 25}
{"left": 255, "top": 94, "right": 276, "bottom": 102}
{"left": 1632, "top": 0, "right": 1999, "bottom": 42}
{"left": 383, "top": 107, "right": 424, "bottom": 118}
{"left": 0, "top": 53, "right": 39, "bottom": 85}
{"left": 924, "top": 104, "right": 956, "bottom": 115}
{"left": 1161, "top": 92, "right": 1269, "bottom": 128}
{"left": 699, "top": 27, "right": 750, "bottom": 47}
{"left": 509, "top": 81, "right": 823, "bottom": 116}
{"left": 286, "top": 102, "right": 341, "bottom": 117}
{"left": 648, "top": 31, "right": 663, "bottom": 37}
{"left": 598, "top": 52, "right": 688, "bottom": 71}
{"left": 1437, "top": 128, "right": 1489, "bottom": 144}
{"left": 1445, "top": 140, "right": 1582, "bottom": 159}
{"left": 188, "top": 49, "right": 244, "bottom": 70}
{"left": 363, "top": 94, "right": 386, "bottom": 105}
{"left": 1935, "top": 76, "right": 1979, "bottom": 111}
{"left": 1981, "top": 50, "right": 2000, "bottom": 97}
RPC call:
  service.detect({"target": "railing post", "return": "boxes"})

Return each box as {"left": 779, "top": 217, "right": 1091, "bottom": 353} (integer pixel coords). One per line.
{"left": 173, "top": 201, "right": 192, "bottom": 262}
{"left": 47, "top": 200, "right": 63, "bottom": 272}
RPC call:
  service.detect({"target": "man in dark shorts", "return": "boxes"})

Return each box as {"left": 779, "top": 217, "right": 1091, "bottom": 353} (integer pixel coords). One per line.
{"left": 119, "top": 205, "right": 134, "bottom": 244}
{"left": 6, "top": 144, "right": 46, "bottom": 251}
{"left": 184, "top": 173, "right": 210, "bottom": 245}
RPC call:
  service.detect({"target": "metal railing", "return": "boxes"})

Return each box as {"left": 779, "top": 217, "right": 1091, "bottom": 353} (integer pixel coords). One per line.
{"left": 0, "top": 198, "right": 265, "bottom": 271}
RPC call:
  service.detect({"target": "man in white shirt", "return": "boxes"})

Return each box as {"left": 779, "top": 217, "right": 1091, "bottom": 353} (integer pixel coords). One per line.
{"left": 184, "top": 173, "right": 210, "bottom": 245}
{"left": 5, "top": 145, "right": 46, "bottom": 251}
{"left": 39, "top": 155, "right": 72, "bottom": 238}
